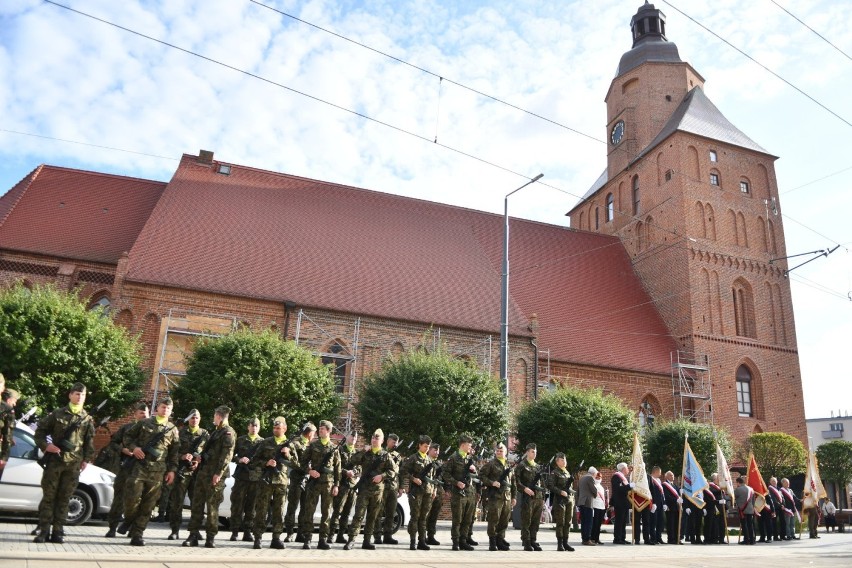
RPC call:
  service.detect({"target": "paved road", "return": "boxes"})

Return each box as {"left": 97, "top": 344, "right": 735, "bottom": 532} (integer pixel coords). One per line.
{"left": 1, "top": 518, "right": 851, "bottom": 567}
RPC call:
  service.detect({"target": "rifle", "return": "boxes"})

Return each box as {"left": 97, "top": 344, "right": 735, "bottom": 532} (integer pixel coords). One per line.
{"left": 486, "top": 461, "right": 515, "bottom": 499}
{"left": 261, "top": 433, "right": 299, "bottom": 485}
{"left": 304, "top": 441, "right": 338, "bottom": 493}
{"left": 519, "top": 463, "right": 547, "bottom": 503}
{"left": 121, "top": 423, "right": 176, "bottom": 471}
{"left": 176, "top": 431, "right": 209, "bottom": 479}
{"left": 234, "top": 438, "right": 263, "bottom": 478}
{"left": 15, "top": 405, "right": 38, "bottom": 426}
{"left": 37, "top": 399, "right": 106, "bottom": 469}
{"left": 455, "top": 454, "right": 479, "bottom": 497}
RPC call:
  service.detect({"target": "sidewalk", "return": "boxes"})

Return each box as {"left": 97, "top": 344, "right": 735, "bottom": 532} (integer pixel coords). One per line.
{"left": 1, "top": 518, "right": 850, "bottom": 567}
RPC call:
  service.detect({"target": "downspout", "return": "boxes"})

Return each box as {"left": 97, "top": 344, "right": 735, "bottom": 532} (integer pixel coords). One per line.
{"left": 531, "top": 338, "right": 540, "bottom": 400}
{"left": 282, "top": 301, "right": 296, "bottom": 339}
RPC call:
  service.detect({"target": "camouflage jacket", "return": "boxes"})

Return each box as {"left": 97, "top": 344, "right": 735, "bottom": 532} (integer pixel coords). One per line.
{"left": 35, "top": 405, "right": 95, "bottom": 465}
{"left": 299, "top": 438, "right": 341, "bottom": 486}
{"left": 232, "top": 434, "right": 265, "bottom": 481}
{"left": 0, "top": 401, "right": 15, "bottom": 462}
{"left": 442, "top": 450, "right": 478, "bottom": 496}
{"left": 514, "top": 459, "right": 545, "bottom": 500}
{"left": 198, "top": 423, "right": 236, "bottom": 479}
{"left": 123, "top": 417, "right": 180, "bottom": 473}
{"left": 350, "top": 447, "right": 397, "bottom": 495}
{"left": 401, "top": 451, "right": 437, "bottom": 496}
{"left": 251, "top": 436, "right": 296, "bottom": 485}
{"left": 479, "top": 457, "right": 515, "bottom": 498}
{"left": 338, "top": 443, "right": 362, "bottom": 489}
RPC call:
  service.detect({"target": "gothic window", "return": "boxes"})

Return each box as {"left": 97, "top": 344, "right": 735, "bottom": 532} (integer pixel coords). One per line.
{"left": 606, "top": 193, "right": 614, "bottom": 222}
{"left": 636, "top": 221, "right": 644, "bottom": 252}
{"left": 736, "top": 365, "right": 753, "bottom": 417}
{"left": 88, "top": 294, "right": 111, "bottom": 314}
{"left": 595, "top": 206, "right": 600, "bottom": 230}
{"left": 705, "top": 203, "right": 716, "bottom": 241}
{"left": 710, "top": 170, "right": 720, "bottom": 187}
{"left": 321, "top": 341, "right": 352, "bottom": 395}
{"left": 578, "top": 211, "right": 584, "bottom": 230}
{"left": 639, "top": 396, "right": 659, "bottom": 433}
{"left": 740, "top": 179, "right": 751, "bottom": 195}
{"left": 709, "top": 150, "right": 718, "bottom": 162}
{"left": 732, "top": 278, "right": 756, "bottom": 338}
{"left": 632, "top": 175, "right": 640, "bottom": 215}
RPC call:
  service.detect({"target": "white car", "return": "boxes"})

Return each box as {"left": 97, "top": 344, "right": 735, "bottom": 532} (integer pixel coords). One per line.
{"left": 188, "top": 462, "right": 411, "bottom": 534}
{"left": 0, "top": 423, "right": 115, "bottom": 525}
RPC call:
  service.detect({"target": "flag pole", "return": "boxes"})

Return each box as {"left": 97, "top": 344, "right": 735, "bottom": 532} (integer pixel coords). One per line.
{"left": 678, "top": 432, "right": 687, "bottom": 544}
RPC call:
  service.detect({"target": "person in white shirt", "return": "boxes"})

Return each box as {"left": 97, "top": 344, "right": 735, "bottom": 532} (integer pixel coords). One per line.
{"left": 591, "top": 470, "right": 608, "bottom": 544}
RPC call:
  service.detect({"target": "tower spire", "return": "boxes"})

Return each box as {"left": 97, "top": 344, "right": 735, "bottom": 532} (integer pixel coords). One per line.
{"left": 630, "top": 1, "right": 667, "bottom": 47}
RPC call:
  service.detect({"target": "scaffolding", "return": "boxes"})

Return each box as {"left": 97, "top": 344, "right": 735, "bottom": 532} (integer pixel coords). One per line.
{"left": 671, "top": 350, "right": 713, "bottom": 424}
{"left": 152, "top": 308, "right": 238, "bottom": 408}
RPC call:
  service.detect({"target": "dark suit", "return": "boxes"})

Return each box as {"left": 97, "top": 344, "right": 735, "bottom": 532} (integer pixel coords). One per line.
{"left": 767, "top": 484, "right": 784, "bottom": 540}
{"left": 611, "top": 471, "right": 631, "bottom": 544}
{"left": 577, "top": 473, "right": 596, "bottom": 543}
{"left": 662, "top": 480, "right": 680, "bottom": 543}
{"left": 702, "top": 488, "right": 718, "bottom": 544}
{"left": 649, "top": 476, "right": 665, "bottom": 543}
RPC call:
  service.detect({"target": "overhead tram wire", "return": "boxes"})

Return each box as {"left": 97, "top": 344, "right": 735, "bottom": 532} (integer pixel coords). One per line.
{"left": 769, "top": 0, "right": 852, "bottom": 62}
{"left": 0, "top": 128, "right": 179, "bottom": 162}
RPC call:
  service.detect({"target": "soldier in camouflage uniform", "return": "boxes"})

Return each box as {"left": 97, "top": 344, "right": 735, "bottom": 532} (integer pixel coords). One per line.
{"left": 229, "top": 417, "right": 264, "bottom": 542}
{"left": 548, "top": 452, "right": 576, "bottom": 551}
{"left": 167, "top": 409, "right": 208, "bottom": 540}
{"left": 344, "top": 429, "right": 398, "bottom": 550}
{"left": 329, "top": 431, "right": 360, "bottom": 544}
{"left": 479, "top": 442, "right": 515, "bottom": 551}
{"left": 373, "top": 433, "right": 402, "bottom": 544}
{"left": 251, "top": 416, "right": 295, "bottom": 549}
{"left": 425, "top": 442, "right": 444, "bottom": 545}
{"left": 283, "top": 421, "right": 316, "bottom": 542}
{"left": 33, "top": 382, "right": 96, "bottom": 543}
{"left": 0, "top": 383, "right": 19, "bottom": 481}
{"left": 103, "top": 402, "right": 149, "bottom": 537}
{"left": 442, "top": 434, "right": 479, "bottom": 551}
{"left": 401, "top": 434, "right": 437, "bottom": 550}
{"left": 182, "top": 405, "right": 236, "bottom": 548}
{"left": 298, "top": 420, "right": 341, "bottom": 549}
{"left": 515, "top": 442, "right": 544, "bottom": 551}
{"left": 118, "top": 397, "right": 180, "bottom": 546}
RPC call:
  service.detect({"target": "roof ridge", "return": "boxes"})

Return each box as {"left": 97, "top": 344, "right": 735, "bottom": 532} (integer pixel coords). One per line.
{"left": 36, "top": 164, "right": 167, "bottom": 185}
{"left": 0, "top": 164, "right": 43, "bottom": 228}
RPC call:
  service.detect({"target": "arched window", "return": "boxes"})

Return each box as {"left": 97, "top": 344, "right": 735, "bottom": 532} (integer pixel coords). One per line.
{"left": 322, "top": 340, "right": 353, "bottom": 395}
{"left": 732, "top": 278, "right": 756, "bottom": 338}
{"left": 88, "top": 295, "right": 111, "bottom": 314}
{"left": 595, "top": 206, "right": 600, "bottom": 230}
{"left": 736, "top": 365, "right": 753, "bottom": 417}
{"left": 709, "top": 169, "right": 721, "bottom": 187}
{"left": 636, "top": 221, "right": 644, "bottom": 252}
{"left": 639, "top": 396, "right": 659, "bottom": 433}
{"left": 578, "top": 211, "right": 584, "bottom": 230}
{"left": 606, "top": 193, "right": 614, "bottom": 222}
{"left": 632, "top": 175, "right": 640, "bottom": 215}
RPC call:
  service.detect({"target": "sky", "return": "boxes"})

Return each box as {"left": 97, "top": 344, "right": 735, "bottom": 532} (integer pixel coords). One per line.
{"left": 1, "top": 0, "right": 850, "bottom": 421}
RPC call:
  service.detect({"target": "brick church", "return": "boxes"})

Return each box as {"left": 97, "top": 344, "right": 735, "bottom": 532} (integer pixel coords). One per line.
{"left": 0, "top": 3, "right": 806, "bottom": 446}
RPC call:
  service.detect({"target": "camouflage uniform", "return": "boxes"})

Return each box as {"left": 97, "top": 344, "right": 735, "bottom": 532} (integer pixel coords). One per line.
{"left": 548, "top": 466, "right": 575, "bottom": 546}
{"left": 283, "top": 436, "right": 309, "bottom": 538}
{"left": 402, "top": 450, "right": 437, "bottom": 545}
{"left": 105, "top": 421, "right": 142, "bottom": 527}
{"left": 251, "top": 436, "right": 295, "bottom": 542}
{"left": 347, "top": 448, "right": 397, "bottom": 545}
{"left": 514, "top": 459, "right": 545, "bottom": 547}
{"left": 298, "top": 438, "right": 341, "bottom": 543}
{"left": 34, "top": 405, "right": 95, "bottom": 536}
{"left": 230, "top": 434, "right": 264, "bottom": 535}
{"left": 442, "top": 450, "right": 479, "bottom": 548}
{"left": 426, "top": 462, "right": 445, "bottom": 544}
{"left": 122, "top": 417, "right": 180, "bottom": 539}
{"left": 373, "top": 445, "right": 402, "bottom": 540}
{"left": 479, "top": 456, "right": 515, "bottom": 545}
{"left": 169, "top": 426, "right": 208, "bottom": 534}
{"left": 0, "top": 400, "right": 15, "bottom": 466}
{"left": 329, "top": 442, "right": 360, "bottom": 541}
{"left": 185, "top": 421, "right": 236, "bottom": 541}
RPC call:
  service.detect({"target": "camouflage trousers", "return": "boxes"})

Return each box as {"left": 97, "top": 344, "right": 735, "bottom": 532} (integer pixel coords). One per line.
{"left": 254, "top": 482, "right": 287, "bottom": 537}
{"left": 553, "top": 500, "right": 573, "bottom": 540}
{"left": 520, "top": 495, "right": 543, "bottom": 543}
{"left": 123, "top": 467, "right": 169, "bottom": 538}
{"left": 230, "top": 478, "right": 259, "bottom": 532}
{"left": 186, "top": 471, "right": 226, "bottom": 537}
{"left": 450, "top": 490, "right": 477, "bottom": 541}
{"left": 329, "top": 484, "right": 356, "bottom": 535}
{"left": 107, "top": 465, "right": 131, "bottom": 525}
{"left": 407, "top": 488, "right": 435, "bottom": 539}
{"left": 300, "top": 480, "right": 334, "bottom": 540}
{"left": 349, "top": 486, "right": 384, "bottom": 540}
{"left": 485, "top": 492, "right": 512, "bottom": 538}
{"left": 283, "top": 476, "right": 305, "bottom": 534}
{"left": 38, "top": 460, "right": 82, "bottom": 532}
{"left": 373, "top": 484, "right": 398, "bottom": 537}
{"left": 427, "top": 487, "right": 444, "bottom": 537}
{"left": 169, "top": 473, "right": 194, "bottom": 532}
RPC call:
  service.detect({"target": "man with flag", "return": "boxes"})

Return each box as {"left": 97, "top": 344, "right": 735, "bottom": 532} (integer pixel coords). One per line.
{"left": 779, "top": 478, "right": 799, "bottom": 540}
{"left": 803, "top": 449, "right": 827, "bottom": 539}
{"left": 610, "top": 462, "right": 633, "bottom": 545}
{"left": 662, "top": 471, "right": 682, "bottom": 544}
{"left": 680, "top": 434, "right": 710, "bottom": 546}
{"left": 745, "top": 452, "right": 771, "bottom": 543}
{"left": 629, "top": 432, "right": 653, "bottom": 545}
{"left": 767, "top": 477, "right": 785, "bottom": 541}
{"left": 714, "top": 441, "right": 735, "bottom": 544}
{"left": 734, "top": 476, "right": 756, "bottom": 545}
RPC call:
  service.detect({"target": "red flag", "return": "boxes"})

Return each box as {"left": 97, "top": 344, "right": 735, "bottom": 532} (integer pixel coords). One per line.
{"left": 746, "top": 452, "right": 769, "bottom": 513}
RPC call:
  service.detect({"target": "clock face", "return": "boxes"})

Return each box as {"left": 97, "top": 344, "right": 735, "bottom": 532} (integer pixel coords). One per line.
{"left": 611, "top": 120, "right": 625, "bottom": 145}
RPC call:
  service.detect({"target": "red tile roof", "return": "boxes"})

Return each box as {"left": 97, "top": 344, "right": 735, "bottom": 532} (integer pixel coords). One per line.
{"left": 126, "top": 155, "right": 676, "bottom": 374}
{"left": 0, "top": 166, "right": 166, "bottom": 264}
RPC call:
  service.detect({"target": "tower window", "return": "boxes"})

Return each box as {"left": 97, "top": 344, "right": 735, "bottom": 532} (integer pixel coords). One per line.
{"left": 740, "top": 181, "right": 750, "bottom": 194}
{"left": 710, "top": 173, "right": 720, "bottom": 186}
{"left": 665, "top": 169, "right": 673, "bottom": 181}
{"left": 709, "top": 150, "right": 718, "bottom": 162}
{"left": 736, "top": 364, "right": 753, "bottom": 417}
{"left": 606, "top": 193, "right": 614, "bottom": 222}
{"left": 632, "top": 175, "right": 640, "bottom": 215}
{"left": 595, "top": 207, "right": 600, "bottom": 230}
{"left": 732, "top": 278, "right": 756, "bottom": 338}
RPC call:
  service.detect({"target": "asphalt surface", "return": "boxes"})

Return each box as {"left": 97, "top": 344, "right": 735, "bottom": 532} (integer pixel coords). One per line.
{"left": 1, "top": 517, "right": 851, "bottom": 567}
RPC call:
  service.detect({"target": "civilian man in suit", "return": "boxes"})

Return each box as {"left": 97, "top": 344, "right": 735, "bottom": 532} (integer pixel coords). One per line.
{"left": 611, "top": 462, "right": 633, "bottom": 544}
{"left": 662, "top": 471, "right": 682, "bottom": 544}
{"left": 734, "top": 476, "right": 755, "bottom": 545}
{"left": 577, "top": 466, "right": 597, "bottom": 546}
{"left": 649, "top": 466, "right": 665, "bottom": 544}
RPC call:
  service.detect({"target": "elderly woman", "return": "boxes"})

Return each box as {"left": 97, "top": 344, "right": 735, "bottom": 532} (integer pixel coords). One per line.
{"left": 591, "top": 469, "right": 608, "bottom": 544}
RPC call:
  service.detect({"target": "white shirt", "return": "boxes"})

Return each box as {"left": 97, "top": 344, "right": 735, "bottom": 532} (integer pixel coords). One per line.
{"left": 592, "top": 480, "right": 606, "bottom": 509}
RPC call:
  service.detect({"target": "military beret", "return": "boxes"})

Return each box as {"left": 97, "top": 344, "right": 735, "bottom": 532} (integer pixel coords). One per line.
{"left": 319, "top": 419, "right": 334, "bottom": 431}
{"left": 248, "top": 416, "right": 260, "bottom": 426}
{"left": 418, "top": 435, "right": 432, "bottom": 445}
{"left": 458, "top": 434, "right": 474, "bottom": 444}
{"left": 214, "top": 405, "right": 231, "bottom": 416}
{"left": 525, "top": 442, "right": 537, "bottom": 451}
{"left": 373, "top": 428, "right": 384, "bottom": 438}
{"left": 69, "top": 382, "right": 87, "bottom": 394}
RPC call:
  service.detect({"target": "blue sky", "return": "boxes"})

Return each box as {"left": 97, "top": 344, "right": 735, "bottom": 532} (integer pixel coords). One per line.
{"left": 1, "top": 0, "right": 850, "bottom": 422}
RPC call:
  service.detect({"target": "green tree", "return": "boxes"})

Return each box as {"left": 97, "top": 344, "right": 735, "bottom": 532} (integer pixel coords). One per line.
{"left": 0, "top": 284, "right": 144, "bottom": 421}
{"left": 644, "top": 418, "right": 733, "bottom": 475}
{"left": 354, "top": 348, "right": 506, "bottom": 451}
{"left": 742, "top": 432, "right": 806, "bottom": 481}
{"left": 815, "top": 440, "right": 852, "bottom": 506}
{"left": 172, "top": 328, "right": 341, "bottom": 432}
{"left": 515, "top": 386, "right": 635, "bottom": 469}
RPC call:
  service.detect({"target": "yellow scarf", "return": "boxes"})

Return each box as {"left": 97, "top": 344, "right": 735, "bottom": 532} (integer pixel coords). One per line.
{"left": 459, "top": 450, "right": 468, "bottom": 459}
{"left": 274, "top": 436, "right": 286, "bottom": 444}
{"left": 68, "top": 403, "right": 83, "bottom": 414}
{"left": 248, "top": 434, "right": 260, "bottom": 442}
{"left": 527, "top": 459, "right": 537, "bottom": 467}
{"left": 498, "top": 457, "right": 506, "bottom": 466}
{"left": 371, "top": 446, "right": 381, "bottom": 454}
{"left": 347, "top": 445, "right": 355, "bottom": 453}
{"left": 301, "top": 436, "right": 309, "bottom": 445}
{"left": 219, "top": 418, "right": 229, "bottom": 428}
{"left": 188, "top": 426, "right": 199, "bottom": 434}
{"left": 155, "top": 415, "right": 168, "bottom": 425}
{"left": 418, "top": 451, "right": 427, "bottom": 459}
{"left": 320, "top": 437, "right": 329, "bottom": 446}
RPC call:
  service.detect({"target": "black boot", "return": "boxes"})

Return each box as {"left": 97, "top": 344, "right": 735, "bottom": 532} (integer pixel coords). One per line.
{"left": 417, "top": 538, "right": 430, "bottom": 550}
{"left": 116, "top": 521, "right": 130, "bottom": 535}
{"left": 167, "top": 531, "right": 179, "bottom": 540}
{"left": 317, "top": 538, "right": 330, "bottom": 550}
{"left": 362, "top": 538, "right": 376, "bottom": 550}
{"left": 467, "top": 535, "right": 479, "bottom": 546}
{"left": 557, "top": 538, "right": 565, "bottom": 551}
{"left": 489, "top": 536, "right": 498, "bottom": 551}
{"left": 426, "top": 534, "right": 441, "bottom": 546}
{"left": 524, "top": 540, "right": 534, "bottom": 551}
{"left": 50, "top": 530, "right": 65, "bottom": 544}
{"left": 294, "top": 532, "right": 305, "bottom": 543}
{"left": 204, "top": 535, "right": 216, "bottom": 548}
{"left": 532, "top": 541, "right": 542, "bottom": 551}
{"left": 410, "top": 536, "right": 416, "bottom": 550}
{"left": 344, "top": 537, "right": 355, "bottom": 550}
{"left": 452, "top": 538, "right": 459, "bottom": 551}
{"left": 384, "top": 534, "right": 399, "bottom": 545}
{"left": 374, "top": 534, "right": 383, "bottom": 544}
{"left": 230, "top": 531, "right": 239, "bottom": 541}
{"left": 182, "top": 532, "right": 200, "bottom": 547}
{"left": 33, "top": 527, "right": 50, "bottom": 543}
{"left": 460, "top": 537, "right": 473, "bottom": 551}
{"left": 498, "top": 536, "right": 510, "bottom": 550}
{"left": 105, "top": 523, "right": 118, "bottom": 538}
{"left": 242, "top": 531, "right": 253, "bottom": 542}
{"left": 302, "top": 535, "right": 311, "bottom": 550}
{"left": 130, "top": 535, "right": 145, "bottom": 546}
{"left": 335, "top": 529, "right": 347, "bottom": 544}
{"left": 283, "top": 532, "right": 293, "bottom": 543}
{"left": 564, "top": 538, "right": 575, "bottom": 551}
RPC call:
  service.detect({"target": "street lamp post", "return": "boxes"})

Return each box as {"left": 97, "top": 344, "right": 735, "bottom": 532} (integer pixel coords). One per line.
{"left": 500, "top": 173, "right": 544, "bottom": 405}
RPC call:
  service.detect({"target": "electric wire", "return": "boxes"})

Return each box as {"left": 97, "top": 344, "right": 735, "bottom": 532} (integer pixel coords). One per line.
{"left": 769, "top": 0, "right": 852, "bottom": 62}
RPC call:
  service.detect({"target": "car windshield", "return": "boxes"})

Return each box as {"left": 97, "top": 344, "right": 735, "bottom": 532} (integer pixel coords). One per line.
{"left": 11, "top": 427, "right": 39, "bottom": 460}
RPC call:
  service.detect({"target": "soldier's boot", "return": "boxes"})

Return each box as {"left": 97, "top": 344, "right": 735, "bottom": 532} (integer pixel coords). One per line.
{"left": 242, "top": 531, "right": 253, "bottom": 542}
{"left": 362, "top": 537, "right": 376, "bottom": 550}
{"left": 426, "top": 534, "right": 441, "bottom": 546}
{"left": 317, "top": 535, "right": 330, "bottom": 550}
{"left": 417, "top": 538, "right": 430, "bottom": 551}
{"left": 532, "top": 541, "right": 543, "bottom": 551}
{"left": 335, "top": 528, "right": 348, "bottom": 544}
{"left": 230, "top": 530, "right": 239, "bottom": 541}
{"left": 557, "top": 537, "right": 565, "bottom": 551}
{"left": 302, "top": 534, "right": 311, "bottom": 550}
{"left": 489, "top": 536, "right": 498, "bottom": 551}
{"left": 467, "top": 535, "right": 479, "bottom": 546}
{"left": 254, "top": 536, "right": 264, "bottom": 550}
{"left": 524, "top": 540, "right": 534, "bottom": 552}
{"left": 452, "top": 538, "right": 459, "bottom": 551}
{"left": 460, "top": 537, "right": 473, "bottom": 551}
{"left": 374, "top": 534, "right": 383, "bottom": 544}
{"left": 116, "top": 521, "right": 130, "bottom": 535}
{"left": 204, "top": 535, "right": 216, "bottom": 548}
{"left": 182, "top": 532, "right": 200, "bottom": 547}
{"left": 50, "top": 530, "right": 65, "bottom": 544}
{"left": 564, "top": 538, "right": 575, "bottom": 551}
{"left": 344, "top": 536, "right": 355, "bottom": 550}
{"left": 154, "top": 512, "right": 166, "bottom": 523}
{"left": 497, "top": 536, "right": 511, "bottom": 551}
{"left": 167, "top": 530, "right": 180, "bottom": 541}
{"left": 294, "top": 532, "right": 305, "bottom": 543}
{"left": 33, "top": 527, "right": 50, "bottom": 543}
{"left": 105, "top": 523, "right": 118, "bottom": 538}
{"left": 270, "top": 535, "right": 285, "bottom": 549}
{"left": 30, "top": 527, "right": 40, "bottom": 536}
{"left": 384, "top": 534, "right": 399, "bottom": 545}
{"left": 410, "top": 535, "right": 416, "bottom": 550}
{"left": 130, "top": 535, "right": 145, "bottom": 547}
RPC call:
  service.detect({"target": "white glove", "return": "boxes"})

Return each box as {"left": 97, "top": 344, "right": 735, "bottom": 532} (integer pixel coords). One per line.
{"left": 629, "top": 482, "right": 635, "bottom": 488}
{"left": 663, "top": 504, "right": 669, "bottom": 512}
{"left": 677, "top": 498, "right": 683, "bottom": 504}
{"left": 651, "top": 504, "right": 657, "bottom": 513}
{"left": 686, "top": 508, "right": 692, "bottom": 515}
{"left": 702, "top": 509, "right": 707, "bottom": 516}
{"left": 719, "top": 499, "right": 726, "bottom": 505}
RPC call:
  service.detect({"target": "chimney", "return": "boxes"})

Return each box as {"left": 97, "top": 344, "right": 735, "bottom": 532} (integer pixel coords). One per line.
{"left": 197, "top": 149, "right": 214, "bottom": 165}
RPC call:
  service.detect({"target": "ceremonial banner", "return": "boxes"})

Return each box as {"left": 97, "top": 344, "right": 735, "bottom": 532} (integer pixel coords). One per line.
{"left": 746, "top": 452, "right": 769, "bottom": 513}
{"left": 629, "top": 431, "right": 652, "bottom": 511}
{"left": 803, "top": 450, "right": 827, "bottom": 509}
{"left": 716, "top": 441, "right": 735, "bottom": 507}
{"left": 681, "top": 434, "right": 709, "bottom": 508}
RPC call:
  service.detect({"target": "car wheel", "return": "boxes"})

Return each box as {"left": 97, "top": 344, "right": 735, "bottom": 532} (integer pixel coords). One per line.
{"left": 67, "top": 488, "right": 94, "bottom": 525}
{"left": 391, "top": 504, "right": 403, "bottom": 534}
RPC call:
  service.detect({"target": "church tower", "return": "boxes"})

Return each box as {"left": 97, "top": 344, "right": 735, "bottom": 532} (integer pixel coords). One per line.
{"left": 568, "top": 2, "right": 807, "bottom": 443}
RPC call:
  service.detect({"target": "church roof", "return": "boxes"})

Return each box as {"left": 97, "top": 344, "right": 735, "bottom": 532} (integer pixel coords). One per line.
{"left": 122, "top": 154, "right": 676, "bottom": 374}
{"left": 616, "top": 38, "right": 682, "bottom": 77}
{"left": 0, "top": 165, "right": 166, "bottom": 264}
